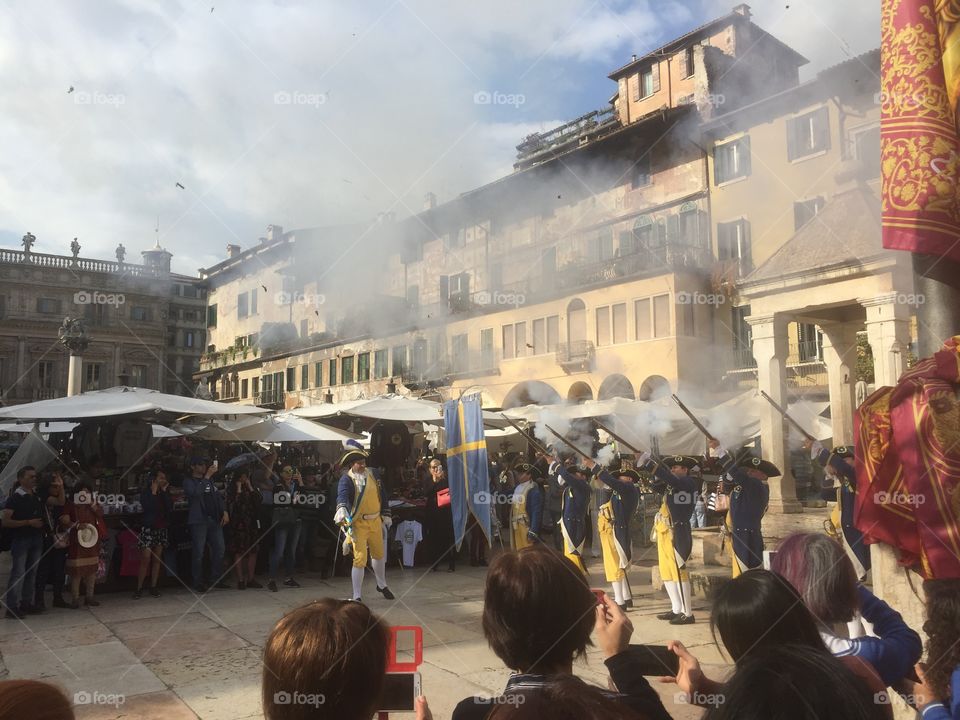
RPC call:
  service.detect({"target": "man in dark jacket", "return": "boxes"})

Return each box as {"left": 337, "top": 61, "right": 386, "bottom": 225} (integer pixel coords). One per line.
{"left": 184, "top": 457, "right": 229, "bottom": 593}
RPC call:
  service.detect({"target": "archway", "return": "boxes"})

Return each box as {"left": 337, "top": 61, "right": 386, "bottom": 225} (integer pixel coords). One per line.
{"left": 638, "top": 375, "right": 671, "bottom": 401}
{"left": 567, "top": 298, "right": 586, "bottom": 344}
{"left": 502, "top": 381, "right": 561, "bottom": 409}
{"left": 598, "top": 374, "right": 635, "bottom": 400}
{"left": 567, "top": 381, "right": 593, "bottom": 404}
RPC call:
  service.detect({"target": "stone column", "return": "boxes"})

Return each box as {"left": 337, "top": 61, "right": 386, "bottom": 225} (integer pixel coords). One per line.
{"left": 820, "top": 322, "right": 860, "bottom": 446}
{"left": 67, "top": 354, "right": 83, "bottom": 396}
{"left": 16, "top": 336, "right": 26, "bottom": 399}
{"left": 747, "top": 313, "right": 803, "bottom": 513}
{"left": 860, "top": 293, "right": 912, "bottom": 387}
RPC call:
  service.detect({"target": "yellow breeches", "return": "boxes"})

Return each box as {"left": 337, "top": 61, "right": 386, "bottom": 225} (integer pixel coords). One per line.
{"left": 598, "top": 512, "right": 624, "bottom": 582}
{"left": 349, "top": 516, "right": 384, "bottom": 568}
{"left": 564, "top": 549, "right": 586, "bottom": 574}
{"left": 656, "top": 512, "right": 688, "bottom": 583}
{"left": 727, "top": 514, "right": 743, "bottom": 579}
{"left": 512, "top": 525, "right": 531, "bottom": 551}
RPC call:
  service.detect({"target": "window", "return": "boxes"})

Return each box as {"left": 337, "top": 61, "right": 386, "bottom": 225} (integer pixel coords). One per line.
{"left": 341, "top": 356, "right": 354, "bottom": 384}
{"left": 680, "top": 302, "right": 695, "bottom": 337}
{"left": 797, "top": 323, "right": 824, "bottom": 362}
{"left": 406, "top": 284, "right": 419, "bottom": 307}
{"left": 632, "top": 154, "right": 651, "bottom": 188}
{"left": 84, "top": 363, "right": 101, "bottom": 391}
{"left": 714, "top": 136, "right": 751, "bottom": 184}
{"left": 787, "top": 107, "right": 830, "bottom": 161}
{"left": 717, "top": 219, "right": 752, "bottom": 274}
{"left": 329, "top": 358, "right": 337, "bottom": 386}
{"left": 546, "top": 315, "right": 559, "bottom": 352}
{"left": 84, "top": 303, "right": 106, "bottom": 326}
{"left": 854, "top": 125, "right": 880, "bottom": 178}
{"left": 678, "top": 207, "right": 706, "bottom": 247}
{"left": 596, "top": 305, "right": 627, "bottom": 346}
{"left": 481, "top": 328, "right": 494, "bottom": 368}
{"left": 185, "top": 331, "right": 195, "bottom": 348}
{"left": 301, "top": 364, "right": 309, "bottom": 389}
{"left": 391, "top": 346, "right": 406, "bottom": 376}
{"left": 37, "top": 298, "right": 61, "bottom": 314}
{"left": 638, "top": 64, "right": 660, "bottom": 99}
{"left": 357, "top": 352, "right": 370, "bottom": 382}
{"left": 241, "top": 378, "right": 248, "bottom": 399}
{"left": 452, "top": 334, "right": 468, "bottom": 373}
{"left": 612, "top": 304, "right": 627, "bottom": 344}
{"left": 286, "top": 367, "right": 296, "bottom": 391}
{"left": 38, "top": 361, "right": 55, "bottom": 389}
{"left": 374, "top": 349, "right": 388, "bottom": 379}
{"left": 252, "top": 376, "right": 259, "bottom": 397}
{"left": 588, "top": 229, "right": 614, "bottom": 263}
{"left": 238, "top": 292, "right": 249, "bottom": 319}
{"left": 250, "top": 289, "right": 258, "bottom": 315}
{"left": 315, "top": 362, "right": 323, "bottom": 386}
{"left": 532, "top": 319, "right": 546, "bottom": 355}
{"left": 732, "top": 306, "right": 753, "bottom": 368}
{"left": 502, "top": 324, "right": 515, "bottom": 360}
{"left": 794, "top": 197, "right": 825, "bottom": 231}
{"left": 596, "top": 307, "right": 611, "bottom": 346}
{"left": 131, "top": 365, "right": 147, "bottom": 388}
{"left": 653, "top": 294, "right": 670, "bottom": 338}
{"left": 207, "top": 304, "right": 218, "bottom": 327}
{"left": 514, "top": 322, "right": 527, "bottom": 358}
{"left": 131, "top": 307, "right": 150, "bottom": 322}
{"left": 682, "top": 45, "right": 695, "bottom": 78}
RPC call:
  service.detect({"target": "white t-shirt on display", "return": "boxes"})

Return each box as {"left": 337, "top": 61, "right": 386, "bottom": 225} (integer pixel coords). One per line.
{"left": 395, "top": 520, "right": 423, "bottom": 567}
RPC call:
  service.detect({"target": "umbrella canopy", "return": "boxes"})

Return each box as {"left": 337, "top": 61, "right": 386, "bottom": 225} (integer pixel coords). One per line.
{"left": 0, "top": 421, "right": 182, "bottom": 438}
{"left": 0, "top": 386, "right": 266, "bottom": 422}
{"left": 199, "top": 413, "right": 362, "bottom": 443}
{"left": 293, "top": 394, "right": 510, "bottom": 427}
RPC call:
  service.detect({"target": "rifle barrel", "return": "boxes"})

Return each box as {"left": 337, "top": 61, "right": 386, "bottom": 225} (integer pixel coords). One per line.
{"left": 671, "top": 394, "right": 717, "bottom": 441}
{"left": 498, "top": 413, "right": 551, "bottom": 455}
{"left": 758, "top": 391, "right": 816, "bottom": 441}
{"left": 543, "top": 424, "right": 593, "bottom": 462}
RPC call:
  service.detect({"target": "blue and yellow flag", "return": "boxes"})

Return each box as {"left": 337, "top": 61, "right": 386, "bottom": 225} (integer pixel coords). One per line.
{"left": 444, "top": 395, "right": 492, "bottom": 549}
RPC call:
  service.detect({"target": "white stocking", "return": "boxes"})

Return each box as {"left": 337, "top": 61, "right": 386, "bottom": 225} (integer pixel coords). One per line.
{"left": 618, "top": 578, "right": 632, "bottom": 602}
{"left": 680, "top": 581, "right": 693, "bottom": 617}
{"left": 664, "top": 581, "right": 682, "bottom": 614}
{"left": 611, "top": 580, "right": 624, "bottom": 605}
{"left": 371, "top": 557, "right": 387, "bottom": 588}
{"left": 351, "top": 566, "right": 364, "bottom": 600}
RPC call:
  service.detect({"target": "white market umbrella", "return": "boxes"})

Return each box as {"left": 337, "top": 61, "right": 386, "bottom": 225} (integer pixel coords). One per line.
{"left": 199, "top": 413, "right": 361, "bottom": 443}
{"left": 0, "top": 421, "right": 181, "bottom": 438}
{"left": 294, "top": 394, "right": 511, "bottom": 428}
{"left": 0, "top": 386, "right": 267, "bottom": 422}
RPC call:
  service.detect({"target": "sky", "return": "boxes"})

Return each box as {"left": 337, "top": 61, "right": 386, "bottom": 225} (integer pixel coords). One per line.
{"left": 0, "top": 0, "right": 879, "bottom": 276}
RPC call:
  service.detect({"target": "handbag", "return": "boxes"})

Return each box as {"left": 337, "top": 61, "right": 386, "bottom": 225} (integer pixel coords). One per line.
{"left": 272, "top": 505, "right": 298, "bottom": 525}
{"left": 437, "top": 488, "right": 451, "bottom": 508}
{"left": 713, "top": 493, "right": 730, "bottom": 513}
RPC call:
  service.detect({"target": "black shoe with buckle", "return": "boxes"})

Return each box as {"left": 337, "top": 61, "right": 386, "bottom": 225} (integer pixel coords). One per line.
{"left": 669, "top": 613, "right": 696, "bottom": 625}
{"left": 656, "top": 611, "right": 679, "bottom": 621}
{"left": 267, "top": 580, "right": 278, "bottom": 592}
{"left": 283, "top": 578, "right": 301, "bottom": 588}
{"left": 377, "top": 586, "right": 395, "bottom": 600}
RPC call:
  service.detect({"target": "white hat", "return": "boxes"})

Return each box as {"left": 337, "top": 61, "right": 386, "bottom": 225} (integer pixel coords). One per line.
{"left": 76, "top": 523, "right": 99, "bottom": 549}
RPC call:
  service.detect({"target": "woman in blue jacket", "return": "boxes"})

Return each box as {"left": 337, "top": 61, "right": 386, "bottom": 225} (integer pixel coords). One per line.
{"left": 913, "top": 578, "right": 960, "bottom": 720}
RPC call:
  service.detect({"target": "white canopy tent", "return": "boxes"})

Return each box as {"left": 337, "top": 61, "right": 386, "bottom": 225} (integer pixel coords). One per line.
{"left": 0, "top": 421, "right": 183, "bottom": 438}
{"left": 193, "top": 413, "right": 362, "bottom": 443}
{"left": 0, "top": 386, "right": 267, "bottom": 422}
{"left": 292, "top": 394, "right": 510, "bottom": 427}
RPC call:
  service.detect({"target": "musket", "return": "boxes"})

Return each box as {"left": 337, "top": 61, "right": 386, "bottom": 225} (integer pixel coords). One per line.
{"left": 671, "top": 394, "right": 717, "bottom": 442}
{"left": 592, "top": 418, "right": 663, "bottom": 470}
{"left": 498, "top": 413, "right": 552, "bottom": 456}
{"left": 759, "top": 390, "right": 816, "bottom": 442}
{"left": 543, "top": 424, "right": 594, "bottom": 463}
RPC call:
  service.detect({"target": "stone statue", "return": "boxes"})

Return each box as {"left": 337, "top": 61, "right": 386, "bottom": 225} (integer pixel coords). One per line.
{"left": 70, "top": 238, "right": 81, "bottom": 259}
{"left": 21, "top": 232, "right": 35, "bottom": 255}
{"left": 115, "top": 243, "right": 126, "bottom": 264}
{"left": 57, "top": 317, "right": 91, "bottom": 355}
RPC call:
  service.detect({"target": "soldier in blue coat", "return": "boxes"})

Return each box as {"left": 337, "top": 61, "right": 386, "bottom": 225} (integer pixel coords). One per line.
{"left": 709, "top": 439, "right": 775, "bottom": 578}
{"left": 639, "top": 453, "right": 698, "bottom": 625}
{"left": 556, "top": 461, "right": 591, "bottom": 573}
{"left": 583, "top": 457, "right": 640, "bottom": 611}
{"left": 805, "top": 440, "right": 871, "bottom": 580}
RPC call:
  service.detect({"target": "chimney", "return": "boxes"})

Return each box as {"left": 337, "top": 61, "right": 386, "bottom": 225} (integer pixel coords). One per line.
{"left": 631, "top": 54, "right": 637, "bottom": 62}
{"left": 226, "top": 244, "right": 241, "bottom": 259}
{"left": 733, "top": 3, "right": 751, "bottom": 17}
{"left": 266, "top": 224, "right": 283, "bottom": 242}
{"left": 424, "top": 192, "right": 437, "bottom": 210}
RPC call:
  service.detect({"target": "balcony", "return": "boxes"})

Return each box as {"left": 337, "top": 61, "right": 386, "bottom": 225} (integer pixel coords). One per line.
{"left": 0, "top": 248, "right": 165, "bottom": 277}
{"left": 254, "top": 389, "right": 285, "bottom": 408}
{"left": 556, "top": 341, "right": 594, "bottom": 373}
{"left": 401, "top": 359, "right": 452, "bottom": 391}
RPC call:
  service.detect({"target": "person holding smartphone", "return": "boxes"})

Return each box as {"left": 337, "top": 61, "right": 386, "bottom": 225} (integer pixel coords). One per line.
{"left": 184, "top": 456, "right": 229, "bottom": 593}
{"left": 135, "top": 470, "right": 173, "bottom": 599}
{"left": 227, "top": 466, "right": 263, "bottom": 590}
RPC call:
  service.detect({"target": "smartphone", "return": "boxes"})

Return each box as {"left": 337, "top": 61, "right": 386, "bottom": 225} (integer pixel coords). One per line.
{"left": 763, "top": 550, "right": 778, "bottom": 570}
{"left": 377, "top": 672, "right": 420, "bottom": 711}
{"left": 591, "top": 588, "right": 605, "bottom": 606}
{"left": 626, "top": 644, "right": 680, "bottom": 676}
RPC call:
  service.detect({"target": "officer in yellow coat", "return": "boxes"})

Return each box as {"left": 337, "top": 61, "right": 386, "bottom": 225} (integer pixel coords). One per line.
{"left": 509, "top": 463, "right": 544, "bottom": 550}
{"left": 334, "top": 446, "right": 394, "bottom": 602}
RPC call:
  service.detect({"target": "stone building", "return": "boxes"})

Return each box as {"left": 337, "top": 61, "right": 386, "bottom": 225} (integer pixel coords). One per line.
{"left": 0, "top": 235, "right": 206, "bottom": 402}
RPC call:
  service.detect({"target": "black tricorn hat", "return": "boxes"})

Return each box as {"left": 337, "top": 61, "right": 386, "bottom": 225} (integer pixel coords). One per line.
{"left": 615, "top": 469, "right": 642, "bottom": 483}
{"left": 340, "top": 448, "right": 369, "bottom": 468}
{"left": 737, "top": 455, "right": 782, "bottom": 477}
{"left": 666, "top": 455, "right": 700, "bottom": 469}
{"left": 831, "top": 446, "right": 854, "bottom": 459}
{"left": 516, "top": 462, "right": 542, "bottom": 480}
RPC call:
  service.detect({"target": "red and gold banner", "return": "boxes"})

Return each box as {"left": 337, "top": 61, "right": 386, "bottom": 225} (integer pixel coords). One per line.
{"left": 882, "top": 0, "right": 960, "bottom": 262}
{"left": 855, "top": 336, "right": 960, "bottom": 579}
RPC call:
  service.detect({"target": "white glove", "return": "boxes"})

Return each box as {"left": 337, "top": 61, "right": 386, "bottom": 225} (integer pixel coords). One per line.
{"left": 342, "top": 537, "right": 353, "bottom": 556}
{"left": 382, "top": 515, "right": 392, "bottom": 530}
{"left": 810, "top": 441, "right": 825, "bottom": 460}
{"left": 638, "top": 451, "right": 652, "bottom": 467}
{"left": 334, "top": 506, "right": 348, "bottom": 525}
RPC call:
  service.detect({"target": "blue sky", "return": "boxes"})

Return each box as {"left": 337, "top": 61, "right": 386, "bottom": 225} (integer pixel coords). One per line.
{"left": 0, "top": 0, "right": 878, "bottom": 274}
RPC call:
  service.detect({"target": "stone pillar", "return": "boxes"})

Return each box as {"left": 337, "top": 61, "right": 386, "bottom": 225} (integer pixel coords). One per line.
{"left": 16, "top": 337, "right": 26, "bottom": 399}
{"left": 860, "top": 293, "right": 912, "bottom": 387}
{"left": 820, "top": 322, "right": 860, "bottom": 446}
{"left": 747, "top": 313, "right": 803, "bottom": 513}
{"left": 67, "top": 354, "right": 83, "bottom": 396}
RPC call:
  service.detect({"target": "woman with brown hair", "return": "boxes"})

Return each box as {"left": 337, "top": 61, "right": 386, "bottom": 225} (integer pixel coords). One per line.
{"left": 911, "top": 578, "right": 960, "bottom": 719}
{"left": 135, "top": 470, "right": 173, "bottom": 599}
{"left": 262, "top": 599, "right": 432, "bottom": 720}
{"left": 60, "top": 482, "right": 104, "bottom": 609}
{"left": 453, "top": 544, "right": 671, "bottom": 720}
{"left": 0, "top": 679, "right": 74, "bottom": 719}
{"left": 226, "top": 467, "right": 263, "bottom": 590}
